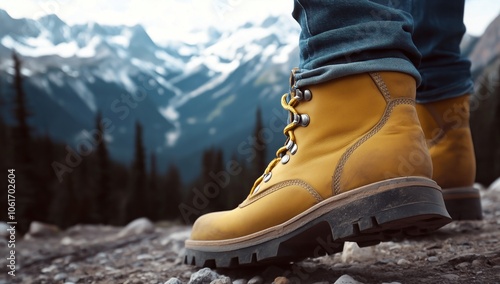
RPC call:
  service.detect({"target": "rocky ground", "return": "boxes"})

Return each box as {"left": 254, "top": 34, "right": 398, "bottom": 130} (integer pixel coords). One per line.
{"left": 1, "top": 180, "right": 499, "bottom": 284}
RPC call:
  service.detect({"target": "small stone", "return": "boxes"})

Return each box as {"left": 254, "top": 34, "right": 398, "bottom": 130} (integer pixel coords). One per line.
{"left": 333, "top": 263, "right": 348, "bottom": 268}
{"left": 389, "top": 244, "right": 402, "bottom": 251}
{"left": 232, "top": 279, "right": 248, "bottom": 284}
{"left": 273, "top": 277, "right": 290, "bottom": 284}
{"left": 161, "top": 229, "right": 192, "bottom": 254}
{"left": 54, "top": 273, "right": 67, "bottom": 281}
{"left": 0, "top": 222, "right": 10, "bottom": 238}
{"left": 488, "top": 177, "right": 500, "bottom": 192}
{"left": 164, "top": 278, "right": 182, "bottom": 284}
{"left": 137, "top": 254, "right": 154, "bottom": 260}
{"left": 382, "top": 282, "right": 401, "bottom": 284}
{"left": 118, "top": 218, "right": 155, "bottom": 237}
{"left": 341, "top": 242, "right": 374, "bottom": 263}
{"left": 66, "top": 276, "right": 81, "bottom": 283}
{"left": 442, "top": 274, "right": 460, "bottom": 281}
{"left": 210, "top": 276, "right": 231, "bottom": 284}
{"left": 334, "top": 274, "right": 363, "bottom": 284}
{"left": 397, "top": 259, "right": 411, "bottom": 266}
{"left": 248, "top": 276, "right": 264, "bottom": 284}
{"left": 188, "top": 268, "right": 220, "bottom": 284}
{"left": 472, "top": 259, "right": 484, "bottom": 266}
{"left": 28, "top": 221, "right": 60, "bottom": 238}
{"left": 426, "top": 256, "right": 439, "bottom": 262}
{"left": 455, "top": 262, "right": 470, "bottom": 269}
{"left": 41, "top": 265, "right": 58, "bottom": 273}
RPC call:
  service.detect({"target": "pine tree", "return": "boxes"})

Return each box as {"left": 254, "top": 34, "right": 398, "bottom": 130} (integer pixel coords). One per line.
{"left": 148, "top": 152, "right": 159, "bottom": 220}
{"left": 94, "top": 111, "right": 111, "bottom": 223}
{"left": 12, "top": 52, "right": 32, "bottom": 165}
{"left": 11, "top": 52, "right": 36, "bottom": 233}
{"left": 0, "top": 70, "right": 9, "bottom": 222}
{"left": 127, "top": 121, "right": 147, "bottom": 221}
{"left": 163, "top": 164, "right": 182, "bottom": 220}
{"left": 49, "top": 173, "right": 78, "bottom": 229}
{"left": 252, "top": 106, "right": 267, "bottom": 181}
{"left": 0, "top": 76, "right": 9, "bottom": 166}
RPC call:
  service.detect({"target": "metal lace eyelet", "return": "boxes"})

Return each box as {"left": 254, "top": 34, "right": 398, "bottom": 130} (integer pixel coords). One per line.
{"left": 300, "top": 114, "right": 310, "bottom": 127}
{"left": 263, "top": 172, "right": 272, "bottom": 182}
{"left": 304, "top": 89, "right": 312, "bottom": 101}
{"left": 281, "top": 154, "right": 290, "bottom": 164}
{"left": 292, "top": 114, "right": 301, "bottom": 125}
{"left": 254, "top": 184, "right": 261, "bottom": 194}
{"left": 294, "top": 89, "right": 303, "bottom": 100}
{"left": 286, "top": 140, "right": 298, "bottom": 155}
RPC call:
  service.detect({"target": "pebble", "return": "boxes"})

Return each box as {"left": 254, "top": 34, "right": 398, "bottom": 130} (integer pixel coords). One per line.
{"left": 137, "top": 254, "right": 154, "bottom": 260}
{"left": 341, "top": 242, "right": 375, "bottom": 263}
{"left": 188, "top": 268, "right": 220, "bottom": 284}
{"left": 333, "top": 263, "right": 349, "bottom": 268}
{"left": 210, "top": 276, "right": 232, "bottom": 284}
{"left": 442, "top": 274, "right": 460, "bottom": 281}
{"left": 472, "top": 259, "right": 484, "bottom": 266}
{"left": 0, "top": 222, "right": 9, "bottom": 238}
{"left": 455, "top": 262, "right": 470, "bottom": 269}
{"left": 118, "top": 218, "right": 155, "bottom": 237}
{"left": 54, "top": 273, "right": 67, "bottom": 281}
{"left": 273, "top": 276, "right": 290, "bottom": 284}
{"left": 161, "top": 229, "right": 192, "bottom": 254}
{"left": 334, "top": 274, "right": 363, "bottom": 284}
{"left": 248, "top": 276, "right": 264, "bottom": 284}
{"left": 396, "top": 258, "right": 410, "bottom": 265}
{"left": 28, "top": 221, "right": 60, "bottom": 238}
{"left": 426, "top": 256, "right": 439, "bottom": 262}
{"left": 232, "top": 279, "right": 248, "bottom": 284}
{"left": 488, "top": 177, "right": 500, "bottom": 192}
{"left": 41, "top": 265, "right": 58, "bottom": 273}
{"left": 165, "top": 280, "right": 182, "bottom": 284}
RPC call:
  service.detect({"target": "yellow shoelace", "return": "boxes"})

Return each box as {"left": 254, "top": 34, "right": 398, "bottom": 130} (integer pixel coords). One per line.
{"left": 250, "top": 92, "right": 302, "bottom": 195}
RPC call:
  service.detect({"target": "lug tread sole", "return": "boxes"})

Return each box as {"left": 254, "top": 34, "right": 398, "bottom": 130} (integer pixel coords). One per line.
{"left": 184, "top": 180, "right": 451, "bottom": 268}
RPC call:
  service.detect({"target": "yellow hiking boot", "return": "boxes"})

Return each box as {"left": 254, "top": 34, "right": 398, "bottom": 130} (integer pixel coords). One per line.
{"left": 416, "top": 95, "right": 482, "bottom": 220}
{"left": 185, "top": 71, "right": 451, "bottom": 268}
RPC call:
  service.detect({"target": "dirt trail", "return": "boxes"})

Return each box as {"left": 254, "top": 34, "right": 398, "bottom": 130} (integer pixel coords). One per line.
{"left": 1, "top": 182, "right": 499, "bottom": 284}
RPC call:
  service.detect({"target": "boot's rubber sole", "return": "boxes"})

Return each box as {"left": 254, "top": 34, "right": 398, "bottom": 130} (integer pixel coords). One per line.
{"left": 184, "top": 177, "right": 451, "bottom": 268}
{"left": 442, "top": 187, "right": 483, "bottom": 220}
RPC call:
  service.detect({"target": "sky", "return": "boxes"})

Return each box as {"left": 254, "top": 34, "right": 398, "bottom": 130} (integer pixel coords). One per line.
{"left": 0, "top": 0, "right": 499, "bottom": 44}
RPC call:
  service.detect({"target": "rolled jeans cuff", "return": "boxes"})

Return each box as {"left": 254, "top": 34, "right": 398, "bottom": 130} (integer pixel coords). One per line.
{"left": 293, "top": 58, "right": 421, "bottom": 88}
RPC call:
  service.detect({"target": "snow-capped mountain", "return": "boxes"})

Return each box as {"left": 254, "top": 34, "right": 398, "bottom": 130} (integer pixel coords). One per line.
{"left": 0, "top": 9, "right": 301, "bottom": 180}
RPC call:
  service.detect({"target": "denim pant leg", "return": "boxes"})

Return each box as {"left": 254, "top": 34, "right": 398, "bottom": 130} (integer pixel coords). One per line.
{"left": 292, "top": 0, "right": 421, "bottom": 88}
{"left": 411, "top": 0, "right": 474, "bottom": 103}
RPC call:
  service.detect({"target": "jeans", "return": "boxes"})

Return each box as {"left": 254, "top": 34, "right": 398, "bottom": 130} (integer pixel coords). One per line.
{"left": 292, "top": 0, "right": 474, "bottom": 103}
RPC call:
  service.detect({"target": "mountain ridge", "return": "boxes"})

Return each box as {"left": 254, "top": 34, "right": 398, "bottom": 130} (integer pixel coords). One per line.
{"left": 0, "top": 9, "right": 300, "bottom": 181}
{"left": 0, "top": 9, "right": 498, "bottom": 183}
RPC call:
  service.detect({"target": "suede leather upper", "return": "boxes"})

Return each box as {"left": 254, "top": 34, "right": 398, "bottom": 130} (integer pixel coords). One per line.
{"left": 190, "top": 72, "right": 433, "bottom": 242}
{"left": 416, "top": 95, "right": 476, "bottom": 189}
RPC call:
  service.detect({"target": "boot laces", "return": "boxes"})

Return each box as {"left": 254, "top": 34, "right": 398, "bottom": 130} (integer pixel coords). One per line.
{"left": 250, "top": 81, "right": 311, "bottom": 195}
